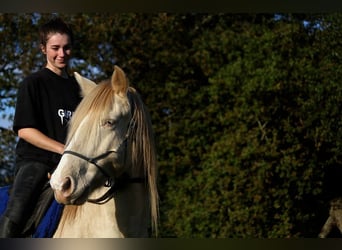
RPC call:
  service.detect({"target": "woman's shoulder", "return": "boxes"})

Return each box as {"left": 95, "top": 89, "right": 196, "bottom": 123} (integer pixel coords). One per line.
{"left": 23, "top": 68, "right": 49, "bottom": 82}
{"left": 22, "top": 68, "right": 69, "bottom": 86}
{"left": 21, "top": 68, "right": 78, "bottom": 90}
{"left": 19, "top": 69, "right": 58, "bottom": 94}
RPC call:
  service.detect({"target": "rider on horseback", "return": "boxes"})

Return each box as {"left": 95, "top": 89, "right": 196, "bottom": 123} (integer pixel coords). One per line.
{"left": 0, "top": 17, "right": 82, "bottom": 237}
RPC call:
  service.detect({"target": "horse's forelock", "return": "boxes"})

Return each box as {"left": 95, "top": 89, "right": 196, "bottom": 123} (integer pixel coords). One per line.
{"left": 66, "top": 81, "right": 114, "bottom": 144}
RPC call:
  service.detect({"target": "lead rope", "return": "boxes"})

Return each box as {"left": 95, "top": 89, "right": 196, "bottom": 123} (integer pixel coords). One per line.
{"left": 87, "top": 186, "right": 116, "bottom": 204}
{"left": 87, "top": 177, "right": 146, "bottom": 204}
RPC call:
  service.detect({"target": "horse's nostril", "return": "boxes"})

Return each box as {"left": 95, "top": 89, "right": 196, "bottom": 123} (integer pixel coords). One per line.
{"left": 61, "top": 177, "right": 71, "bottom": 191}
{"left": 61, "top": 177, "right": 73, "bottom": 197}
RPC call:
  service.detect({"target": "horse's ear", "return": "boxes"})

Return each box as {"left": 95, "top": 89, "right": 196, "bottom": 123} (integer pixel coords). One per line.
{"left": 74, "top": 72, "right": 97, "bottom": 97}
{"left": 111, "top": 65, "right": 128, "bottom": 95}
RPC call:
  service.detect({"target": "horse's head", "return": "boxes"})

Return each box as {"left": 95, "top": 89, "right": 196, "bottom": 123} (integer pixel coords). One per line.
{"left": 50, "top": 66, "right": 134, "bottom": 205}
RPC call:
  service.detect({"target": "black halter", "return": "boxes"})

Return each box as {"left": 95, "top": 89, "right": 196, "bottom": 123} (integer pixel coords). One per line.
{"left": 62, "top": 117, "right": 144, "bottom": 204}
{"left": 63, "top": 150, "right": 117, "bottom": 187}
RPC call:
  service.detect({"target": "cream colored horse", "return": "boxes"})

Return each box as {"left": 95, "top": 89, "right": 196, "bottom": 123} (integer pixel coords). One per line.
{"left": 50, "top": 66, "right": 158, "bottom": 238}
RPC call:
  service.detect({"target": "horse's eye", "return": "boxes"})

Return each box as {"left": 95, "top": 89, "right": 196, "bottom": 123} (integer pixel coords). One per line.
{"left": 103, "top": 119, "right": 115, "bottom": 127}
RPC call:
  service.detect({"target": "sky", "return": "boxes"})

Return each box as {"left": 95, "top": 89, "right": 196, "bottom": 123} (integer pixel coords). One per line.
{"left": 0, "top": 118, "right": 13, "bottom": 129}
{"left": 0, "top": 107, "right": 14, "bottom": 130}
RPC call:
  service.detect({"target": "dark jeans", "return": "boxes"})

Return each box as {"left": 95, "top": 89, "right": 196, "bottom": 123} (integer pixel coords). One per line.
{"left": 1, "top": 160, "right": 50, "bottom": 235}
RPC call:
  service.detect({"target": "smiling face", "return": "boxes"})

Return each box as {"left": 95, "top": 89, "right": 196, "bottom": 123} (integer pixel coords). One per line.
{"left": 41, "top": 32, "right": 72, "bottom": 76}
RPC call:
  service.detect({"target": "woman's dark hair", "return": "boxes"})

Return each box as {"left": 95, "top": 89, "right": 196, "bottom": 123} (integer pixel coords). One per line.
{"left": 39, "top": 17, "right": 74, "bottom": 47}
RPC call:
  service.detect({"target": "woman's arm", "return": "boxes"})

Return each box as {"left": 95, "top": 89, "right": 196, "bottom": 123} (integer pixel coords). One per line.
{"left": 18, "top": 127, "right": 64, "bottom": 155}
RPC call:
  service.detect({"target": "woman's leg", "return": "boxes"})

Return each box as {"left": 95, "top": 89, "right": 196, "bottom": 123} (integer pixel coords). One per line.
{"left": 0, "top": 161, "right": 49, "bottom": 237}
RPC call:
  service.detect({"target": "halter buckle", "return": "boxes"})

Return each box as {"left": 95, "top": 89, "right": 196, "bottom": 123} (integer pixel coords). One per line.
{"left": 104, "top": 178, "right": 114, "bottom": 187}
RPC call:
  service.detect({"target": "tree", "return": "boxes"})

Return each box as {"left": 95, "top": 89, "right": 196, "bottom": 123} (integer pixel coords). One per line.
{"left": 155, "top": 13, "right": 342, "bottom": 237}
{"left": 0, "top": 13, "right": 341, "bottom": 237}
{"left": 0, "top": 13, "right": 41, "bottom": 183}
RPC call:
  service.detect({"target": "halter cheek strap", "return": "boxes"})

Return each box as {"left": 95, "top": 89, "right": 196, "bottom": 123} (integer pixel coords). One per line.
{"left": 63, "top": 150, "right": 115, "bottom": 187}
{"left": 60, "top": 117, "right": 143, "bottom": 204}
{"left": 62, "top": 149, "right": 146, "bottom": 204}
{"left": 62, "top": 116, "right": 136, "bottom": 187}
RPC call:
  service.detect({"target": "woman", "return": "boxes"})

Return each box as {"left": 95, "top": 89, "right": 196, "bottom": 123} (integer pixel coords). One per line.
{"left": 0, "top": 17, "right": 82, "bottom": 237}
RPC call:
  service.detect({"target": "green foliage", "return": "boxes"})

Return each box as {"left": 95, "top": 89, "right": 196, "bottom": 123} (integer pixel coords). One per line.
{"left": 156, "top": 13, "right": 341, "bottom": 237}
{"left": 0, "top": 13, "right": 341, "bottom": 238}
{"left": 0, "top": 128, "right": 16, "bottom": 186}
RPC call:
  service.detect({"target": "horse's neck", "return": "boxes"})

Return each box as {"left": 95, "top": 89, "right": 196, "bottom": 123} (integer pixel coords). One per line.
{"left": 53, "top": 195, "right": 123, "bottom": 238}
{"left": 53, "top": 184, "right": 149, "bottom": 238}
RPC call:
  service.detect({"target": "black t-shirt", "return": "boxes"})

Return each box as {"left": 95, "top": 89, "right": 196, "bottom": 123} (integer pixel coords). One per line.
{"left": 13, "top": 68, "right": 82, "bottom": 166}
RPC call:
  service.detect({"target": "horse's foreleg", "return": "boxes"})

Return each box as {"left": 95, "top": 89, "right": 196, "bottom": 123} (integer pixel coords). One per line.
{"left": 319, "top": 216, "right": 335, "bottom": 238}
{"left": 333, "top": 210, "right": 342, "bottom": 237}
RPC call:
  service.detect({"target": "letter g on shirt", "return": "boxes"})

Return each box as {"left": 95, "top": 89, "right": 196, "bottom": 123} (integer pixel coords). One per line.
{"left": 58, "top": 109, "right": 73, "bottom": 125}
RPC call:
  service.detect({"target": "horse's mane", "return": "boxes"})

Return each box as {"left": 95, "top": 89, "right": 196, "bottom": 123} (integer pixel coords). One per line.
{"left": 61, "top": 80, "right": 159, "bottom": 235}
{"left": 128, "top": 87, "right": 159, "bottom": 235}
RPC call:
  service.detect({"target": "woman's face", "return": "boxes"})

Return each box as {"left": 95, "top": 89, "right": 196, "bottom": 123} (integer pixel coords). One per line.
{"left": 41, "top": 32, "right": 72, "bottom": 74}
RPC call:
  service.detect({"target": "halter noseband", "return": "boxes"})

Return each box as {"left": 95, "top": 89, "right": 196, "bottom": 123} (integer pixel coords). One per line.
{"left": 62, "top": 150, "right": 116, "bottom": 187}
{"left": 62, "top": 116, "right": 143, "bottom": 204}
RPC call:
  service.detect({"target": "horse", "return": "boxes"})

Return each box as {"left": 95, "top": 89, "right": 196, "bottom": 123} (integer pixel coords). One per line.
{"left": 319, "top": 197, "right": 342, "bottom": 238}
{"left": 49, "top": 65, "right": 158, "bottom": 238}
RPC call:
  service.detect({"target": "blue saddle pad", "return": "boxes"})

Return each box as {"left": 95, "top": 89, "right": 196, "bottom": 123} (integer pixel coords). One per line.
{"left": 0, "top": 185, "right": 64, "bottom": 238}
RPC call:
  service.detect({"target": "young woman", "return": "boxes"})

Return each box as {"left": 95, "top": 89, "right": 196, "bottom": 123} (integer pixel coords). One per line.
{"left": 0, "top": 17, "right": 82, "bottom": 237}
